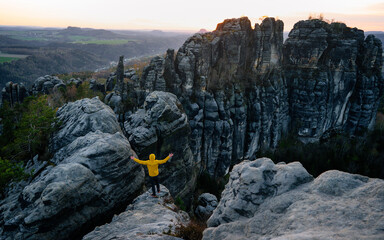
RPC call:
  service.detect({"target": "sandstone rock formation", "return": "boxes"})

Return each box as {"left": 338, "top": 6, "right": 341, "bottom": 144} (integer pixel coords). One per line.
{"left": 1, "top": 81, "right": 29, "bottom": 106}
{"left": 124, "top": 91, "right": 198, "bottom": 200}
{"left": 105, "top": 55, "right": 125, "bottom": 93}
{"left": 203, "top": 158, "right": 384, "bottom": 239}
{"left": 133, "top": 17, "right": 288, "bottom": 178}
{"left": 83, "top": 185, "right": 188, "bottom": 240}
{"left": 284, "top": 20, "right": 383, "bottom": 141}
{"left": 0, "top": 97, "right": 145, "bottom": 240}
{"left": 133, "top": 17, "right": 383, "bottom": 178}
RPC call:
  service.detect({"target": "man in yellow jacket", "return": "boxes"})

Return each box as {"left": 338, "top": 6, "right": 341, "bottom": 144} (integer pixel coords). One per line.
{"left": 130, "top": 153, "right": 173, "bottom": 197}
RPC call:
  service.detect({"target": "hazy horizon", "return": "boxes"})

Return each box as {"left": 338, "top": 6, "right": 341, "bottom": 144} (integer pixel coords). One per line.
{"left": 1, "top": 0, "right": 383, "bottom": 32}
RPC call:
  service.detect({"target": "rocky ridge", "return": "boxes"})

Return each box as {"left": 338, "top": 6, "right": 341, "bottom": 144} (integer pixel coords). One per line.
{"left": 203, "top": 158, "right": 384, "bottom": 239}
{"left": 0, "top": 97, "right": 145, "bottom": 240}
{"left": 284, "top": 20, "right": 383, "bottom": 141}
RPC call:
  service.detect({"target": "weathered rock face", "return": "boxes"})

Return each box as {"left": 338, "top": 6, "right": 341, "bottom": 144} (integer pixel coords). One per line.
{"left": 31, "top": 75, "right": 65, "bottom": 95}
{"left": 138, "top": 17, "right": 288, "bottom": 178}
{"left": 141, "top": 56, "right": 167, "bottom": 92}
{"left": 0, "top": 97, "right": 145, "bottom": 240}
{"left": 83, "top": 185, "right": 188, "bottom": 240}
{"left": 124, "top": 91, "right": 198, "bottom": 200}
{"left": 203, "top": 158, "right": 384, "bottom": 239}
{"left": 134, "top": 17, "right": 382, "bottom": 178}
{"left": 1, "top": 81, "right": 29, "bottom": 106}
{"left": 284, "top": 20, "right": 384, "bottom": 141}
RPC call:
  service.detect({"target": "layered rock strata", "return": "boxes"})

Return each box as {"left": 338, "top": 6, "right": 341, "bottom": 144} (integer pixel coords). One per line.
{"left": 284, "top": 20, "right": 383, "bottom": 141}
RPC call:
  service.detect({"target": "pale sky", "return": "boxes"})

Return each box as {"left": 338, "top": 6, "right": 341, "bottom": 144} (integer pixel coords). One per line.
{"left": 0, "top": 0, "right": 383, "bottom": 32}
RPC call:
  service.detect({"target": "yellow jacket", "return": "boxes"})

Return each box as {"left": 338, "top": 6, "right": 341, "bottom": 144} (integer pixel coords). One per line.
{"left": 132, "top": 154, "right": 170, "bottom": 177}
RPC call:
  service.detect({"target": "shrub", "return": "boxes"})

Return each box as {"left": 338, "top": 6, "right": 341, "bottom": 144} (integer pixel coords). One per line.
{"left": 174, "top": 219, "right": 206, "bottom": 240}
{"left": 1, "top": 95, "right": 57, "bottom": 161}
{"left": 174, "top": 197, "right": 186, "bottom": 211}
{"left": 0, "top": 157, "right": 27, "bottom": 195}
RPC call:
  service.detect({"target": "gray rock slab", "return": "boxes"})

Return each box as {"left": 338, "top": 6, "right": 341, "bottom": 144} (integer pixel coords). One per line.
{"left": 83, "top": 185, "right": 187, "bottom": 240}
{"left": 203, "top": 158, "right": 384, "bottom": 240}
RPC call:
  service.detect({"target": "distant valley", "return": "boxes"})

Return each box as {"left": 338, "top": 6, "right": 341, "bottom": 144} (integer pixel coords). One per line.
{"left": 0, "top": 26, "right": 190, "bottom": 90}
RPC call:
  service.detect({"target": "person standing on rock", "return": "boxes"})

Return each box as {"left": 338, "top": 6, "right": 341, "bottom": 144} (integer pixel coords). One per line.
{"left": 130, "top": 153, "right": 173, "bottom": 197}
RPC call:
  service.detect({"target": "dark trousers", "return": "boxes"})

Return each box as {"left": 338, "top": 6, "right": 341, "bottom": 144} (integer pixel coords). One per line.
{"left": 149, "top": 176, "right": 160, "bottom": 195}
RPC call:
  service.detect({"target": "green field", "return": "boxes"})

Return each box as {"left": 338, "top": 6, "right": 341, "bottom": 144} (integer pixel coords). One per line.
{"left": 0, "top": 56, "right": 19, "bottom": 63}
{"left": 0, "top": 53, "right": 29, "bottom": 63}
{"left": 72, "top": 39, "right": 136, "bottom": 45}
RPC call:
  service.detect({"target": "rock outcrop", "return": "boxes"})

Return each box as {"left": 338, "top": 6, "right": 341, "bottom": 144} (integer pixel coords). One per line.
{"left": 124, "top": 91, "right": 198, "bottom": 200}
{"left": 135, "top": 17, "right": 287, "bottom": 178}
{"left": 0, "top": 97, "right": 145, "bottom": 240}
{"left": 284, "top": 20, "right": 383, "bottom": 141}
{"left": 31, "top": 75, "right": 65, "bottom": 95}
{"left": 203, "top": 158, "right": 384, "bottom": 239}
{"left": 105, "top": 55, "right": 125, "bottom": 93}
{"left": 133, "top": 17, "right": 383, "bottom": 178}
{"left": 1, "top": 81, "right": 29, "bottom": 106}
{"left": 83, "top": 185, "right": 188, "bottom": 240}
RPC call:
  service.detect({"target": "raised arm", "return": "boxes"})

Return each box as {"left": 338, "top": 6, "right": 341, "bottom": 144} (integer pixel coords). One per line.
{"left": 157, "top": 153, "right": 173, "bottom": 164}
{"left": 130, "top": 156, "right": 148, "bottom": 165}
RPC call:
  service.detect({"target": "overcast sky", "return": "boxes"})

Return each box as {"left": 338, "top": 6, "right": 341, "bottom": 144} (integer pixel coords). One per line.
{"left": 0, "top": 0, "right": 383, "bottom": 32}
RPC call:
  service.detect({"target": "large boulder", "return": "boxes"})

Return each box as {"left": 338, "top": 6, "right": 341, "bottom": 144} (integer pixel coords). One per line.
{"left": 83, "top": 185, "right": 188, "bottom": 240}
{"left": 203, "top": 158, "right": 384, "bottom": 239}
{"left": 0, "top": 97, "right": 145, "bottom": 240}
{"left": 124, "top": 91, "right": 198, "bottom": 201}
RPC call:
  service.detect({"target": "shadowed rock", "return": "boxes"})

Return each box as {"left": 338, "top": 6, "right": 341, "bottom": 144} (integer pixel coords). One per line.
{"left": 1, "top": 81, "right": 29, "bottom": 106}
